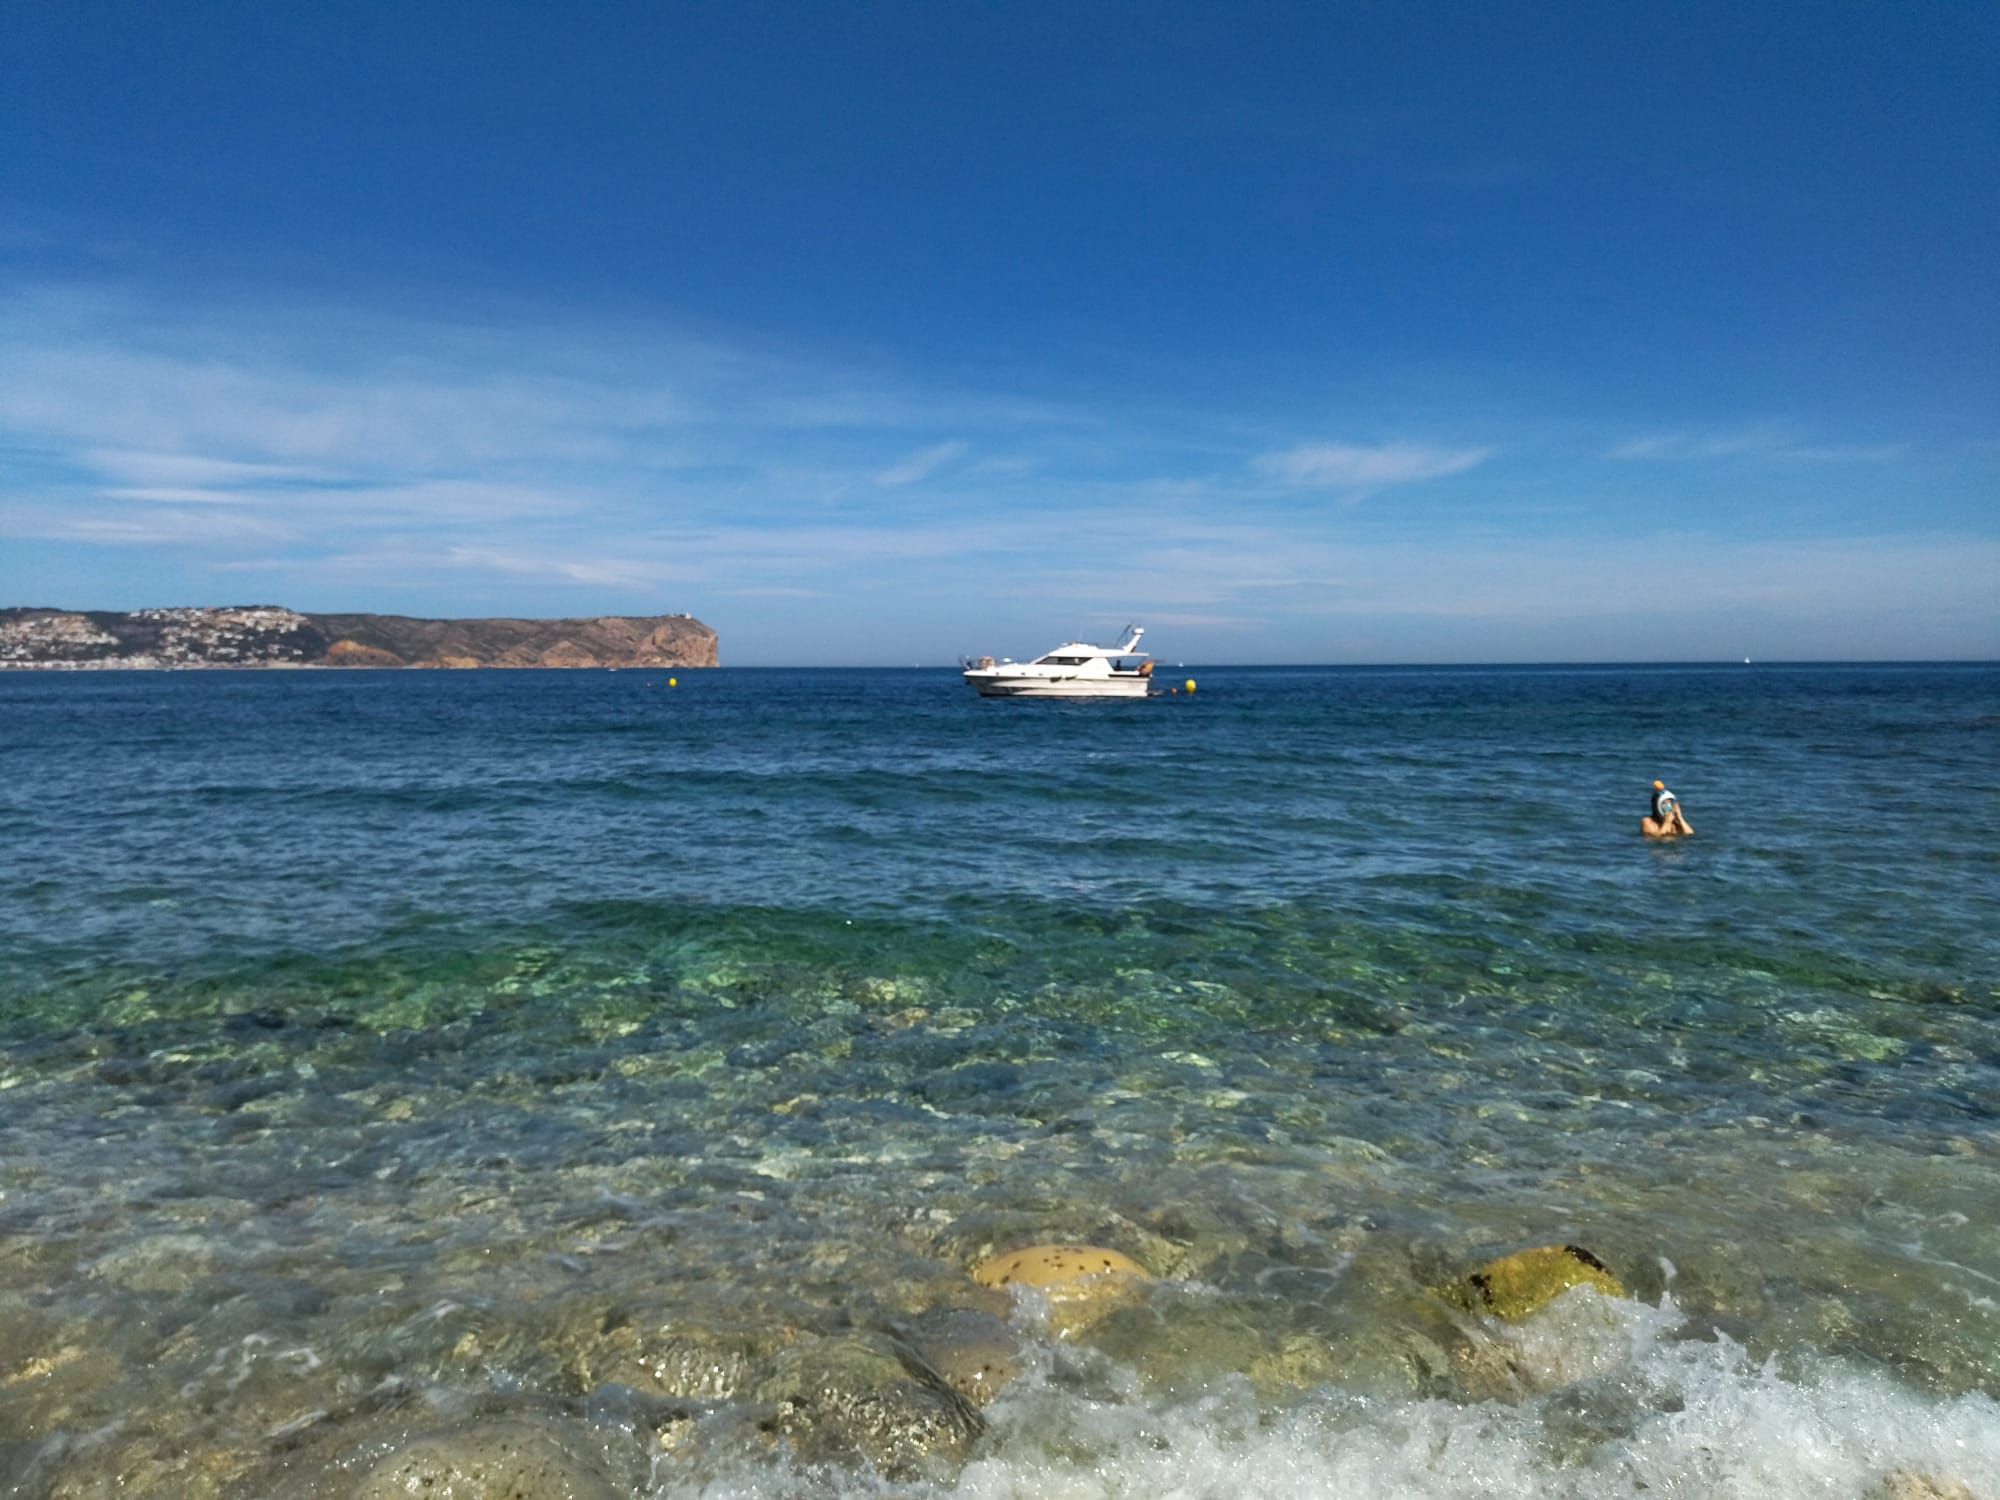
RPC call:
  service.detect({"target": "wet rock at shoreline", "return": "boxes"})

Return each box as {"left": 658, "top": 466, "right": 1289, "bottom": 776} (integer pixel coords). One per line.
{"left": 1878, "top": 1474, "right": 1980, "bottom": 1500}
{"left": 236, "top": 1391, "right": 659, "bottom": 1500}
{"left": 573, "top": 1315, "right": 793, "bottom": 1401}
{"left": 749, "top": 1332, "right": 982, "bottom": 1475}
{"left": 895, "top": 1306, "right": 1026, "bottom": 1406}
{"left": 1452, "top": 1244, "right": 1626, "bottom": 1321}
{"left": 353, "top": 1418, "right": 624, "bottom": 1500}
{"left": 970, "top": 1244, "right": 1150, "bottom": 1334}
{"left": 1087, "top": 1296, "right": 1345, "bottom": 1399}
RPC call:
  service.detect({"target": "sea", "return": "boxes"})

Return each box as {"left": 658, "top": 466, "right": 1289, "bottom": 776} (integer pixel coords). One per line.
{"left": 1, "top": 663, "right": 1996, "bottom": 1500}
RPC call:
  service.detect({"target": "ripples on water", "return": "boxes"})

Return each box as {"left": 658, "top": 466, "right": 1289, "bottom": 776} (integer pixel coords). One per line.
{"left": 1, "top": 665, "right": 1996, "bottom": 1498}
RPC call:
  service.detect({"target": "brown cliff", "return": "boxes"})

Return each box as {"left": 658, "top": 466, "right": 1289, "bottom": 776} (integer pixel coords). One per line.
{"left": 308, "top": 612, "right": 719, "bottom": 669}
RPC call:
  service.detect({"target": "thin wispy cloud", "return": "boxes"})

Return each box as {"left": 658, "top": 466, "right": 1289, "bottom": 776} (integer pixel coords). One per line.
{"left": 445, "top": 546, "right": 675, "bottom": 590}
{"left": 1782, "top": 444, "right": 1907, "bottom": 463}
{"left": 1256, "top": 442, "right": 1491, "bottom": 488}
{"left": 873, "top": 440, "right": 969, "bottom": 487}
{"left": 101, "top": 487, "right": 260, "bottom": 505}
{"left": 0, "top": 504, "right": 293, "bottom": 546}
{"left": 1609, "top": 430, "right": 1775, "bottom": 461}
{"left": 85, "top": 450, "right": 328, "bottom": 487}
{"left": 1609, "top": 428, "right": 1905, "bottom": 463}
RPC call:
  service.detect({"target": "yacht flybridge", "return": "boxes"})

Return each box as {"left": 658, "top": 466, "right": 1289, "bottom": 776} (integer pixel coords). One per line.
{"left": 961, "top": 626, "right": 1155, "bottom": 698}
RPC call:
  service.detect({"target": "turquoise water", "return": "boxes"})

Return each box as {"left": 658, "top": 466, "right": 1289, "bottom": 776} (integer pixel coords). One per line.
{"left": 1, "top": 665, "right": 1996, "bottom": 1498}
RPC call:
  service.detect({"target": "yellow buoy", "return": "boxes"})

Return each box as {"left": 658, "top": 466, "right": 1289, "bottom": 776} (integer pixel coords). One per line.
{"left": 668, "top": 677, "right": 678, "bottom": 687}
{"left": 1184, "top": 679, "right": 1196, "bottom": 694}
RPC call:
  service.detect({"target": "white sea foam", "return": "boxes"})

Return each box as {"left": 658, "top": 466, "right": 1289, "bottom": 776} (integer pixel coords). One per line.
{"left": 650, "top": 1295, "right": 2000, "bottom": 1500}
{"left": 946, "top": 1333, "right": 2000, "bottom": 1500}
{"left": 1481, "top": 1285, "right": 1687, "bottom": 1393}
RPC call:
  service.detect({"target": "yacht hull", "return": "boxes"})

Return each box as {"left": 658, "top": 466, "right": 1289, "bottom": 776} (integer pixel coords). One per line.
{"left": 965, "top": 674, "right": 1152, "bottom": 698}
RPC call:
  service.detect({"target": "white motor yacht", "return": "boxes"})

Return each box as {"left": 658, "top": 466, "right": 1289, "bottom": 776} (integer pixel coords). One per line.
{"left": 961, "top": 625, "right": 1155, "bottom": 698}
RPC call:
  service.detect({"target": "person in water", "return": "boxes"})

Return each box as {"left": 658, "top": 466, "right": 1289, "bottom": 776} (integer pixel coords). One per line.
{"left": 1642, "top": 779, "right": 1693, "bottom": 838}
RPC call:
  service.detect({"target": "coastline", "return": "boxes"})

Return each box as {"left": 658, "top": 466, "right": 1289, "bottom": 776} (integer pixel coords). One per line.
{"left": 0, "top": 660, "right": 717, "bottom": 670}
{"left": 0, "top": 605, "right": 719, "bottom": 671}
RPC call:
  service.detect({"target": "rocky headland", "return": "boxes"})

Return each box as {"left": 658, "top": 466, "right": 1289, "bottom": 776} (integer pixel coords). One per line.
{"left": 0, "top": 606, "right": 719, "bottom": 670}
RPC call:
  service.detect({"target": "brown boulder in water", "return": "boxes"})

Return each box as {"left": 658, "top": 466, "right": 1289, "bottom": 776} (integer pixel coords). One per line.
{"left": 1451, "top": 1244, "right": 1626, "bottom": 1321}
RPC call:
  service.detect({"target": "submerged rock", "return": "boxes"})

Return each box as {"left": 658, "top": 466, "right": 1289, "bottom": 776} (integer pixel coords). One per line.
{"left": 895, "top": 1307, "right": 1025, "bottom": 1406}
{"left": 86, "top": 1232, "right": 220, "bottom": 1294}
{"left": 39, "top": 1427, "right": 254, "bottom": 1500}
{"left": 749, "top": 1332, "right": 982, "bottom": 1475}
{"left": 1087, "top": 1296, "right": 1345, "bottom": 1400}
{"left": 0, "top": 1323, "right": 124, "bottom": 1444}
{"left": 970, "top": 1243, "right": 1151, "bottom": 1338}
{"left": 231, "top": 1388, "right": 660, "bottom": 1500}
{"left": 1878, "top": 1475, "right": 1980, "bottom": 1500}
{"left": 573, "top": 1316, "right": 791, "bottom": 1401}
{"left": 972, "top": 1244, "right": 1146, "bottom": 1295}
{"left": 1452, "top": 1244, "right": 1626, "bottom": 1321}
{"left": 353, "top": 1418, "right": 622, "bottom": 1500}
{"left": 971, "top": 1242, "right": 1148, "bottom": 1290}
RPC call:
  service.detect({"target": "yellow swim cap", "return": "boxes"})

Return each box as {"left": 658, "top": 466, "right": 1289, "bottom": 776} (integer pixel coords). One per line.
{"left": 1653, "top": 780, "right": 1665, "bottom": 790}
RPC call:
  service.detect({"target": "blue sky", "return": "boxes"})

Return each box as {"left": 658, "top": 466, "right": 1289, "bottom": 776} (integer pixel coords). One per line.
{"left": 2, "top": 2, "right": 1995, "bottom": 664}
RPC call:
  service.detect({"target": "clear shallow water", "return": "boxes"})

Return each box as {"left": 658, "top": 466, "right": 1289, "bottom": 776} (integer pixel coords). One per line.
{"left": 1, "top": 665, "right": 1996, "bottom": 1499}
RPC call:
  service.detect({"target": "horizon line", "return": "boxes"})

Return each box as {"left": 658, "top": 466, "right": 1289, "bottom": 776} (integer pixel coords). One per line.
{"left": 6, "top": 658, "right": 1996, "bottom": 674}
